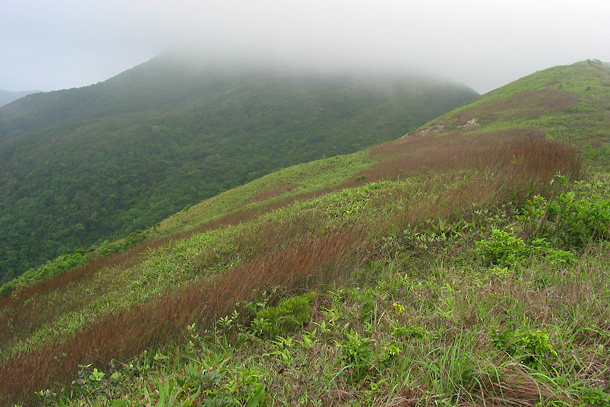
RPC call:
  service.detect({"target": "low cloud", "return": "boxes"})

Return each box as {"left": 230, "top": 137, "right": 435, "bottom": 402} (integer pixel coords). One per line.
{"left": 1, "top": 0, "right": 609, "bottom": 92}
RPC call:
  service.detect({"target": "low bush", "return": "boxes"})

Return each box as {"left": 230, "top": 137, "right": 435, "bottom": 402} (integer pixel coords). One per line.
{"left": 492, "top": 328, "right": 558, "bottom": 370}
{"left": 519, "top": 179, "right": 610, "bottom": 249}
{"left": 253, "top": 292, "right": 316, "bottom": 336}
{"left": 476, "top": 229, "right": 530, "bottom": 266}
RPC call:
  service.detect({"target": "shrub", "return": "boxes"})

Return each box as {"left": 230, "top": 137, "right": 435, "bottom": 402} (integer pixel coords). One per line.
{"left": 254, "top": 292, "right": 316, "bottom": 336}
{"left": 476, "top": 229, "right": 530, "bottom": 266}
{"left": 519, "top": 185, "right": 610, "bottom": 249}
{"left": 123, "top": 229, "right": 148, "bottom": 250}
{"left": 491, "top": 328, "right": 557, "bottom": 370}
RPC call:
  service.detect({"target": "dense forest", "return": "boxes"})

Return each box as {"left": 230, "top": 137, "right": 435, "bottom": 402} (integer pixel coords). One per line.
{"left": 0, "top": 52, "right": 479, "bottom": 283}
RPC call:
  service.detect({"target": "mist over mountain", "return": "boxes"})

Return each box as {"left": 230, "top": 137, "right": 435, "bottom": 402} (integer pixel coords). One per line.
{"left": 0, "top": 52, "right": 478, "bottom": 282}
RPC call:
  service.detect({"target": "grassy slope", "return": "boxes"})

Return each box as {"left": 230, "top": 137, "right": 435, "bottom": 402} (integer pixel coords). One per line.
{"left": 1, "top": 60, "right": 610, "bottom": 406}
{"left": 431, "top": 60, "right": 610, "bottom": 146}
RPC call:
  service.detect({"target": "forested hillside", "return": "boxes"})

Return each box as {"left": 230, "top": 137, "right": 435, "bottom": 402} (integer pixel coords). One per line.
{"left": 0, "top": 52, "right": 478, "bottom": 283}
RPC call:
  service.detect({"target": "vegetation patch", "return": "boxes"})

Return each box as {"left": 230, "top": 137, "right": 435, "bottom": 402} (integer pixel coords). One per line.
{"left": 253, "top": 292, "right": 316, "bottom": 336}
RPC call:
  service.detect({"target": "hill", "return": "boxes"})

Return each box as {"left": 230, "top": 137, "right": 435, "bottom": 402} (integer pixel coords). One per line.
{"left": 1, "top": 60, "right": 609, "bottom": 406}
{"left": 0, "top": 90, "right": 41, "bottom": 108}
{"left": 0, "top": 52, "right": 478, "bottom": 283}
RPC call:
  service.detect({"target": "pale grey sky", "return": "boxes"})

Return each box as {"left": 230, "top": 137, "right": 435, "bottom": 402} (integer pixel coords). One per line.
{"left": 1, "top": 0, "right": 609, "bottom": 93}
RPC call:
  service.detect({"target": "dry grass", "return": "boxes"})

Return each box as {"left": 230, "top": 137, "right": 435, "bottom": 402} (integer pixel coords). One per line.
{"left": 474, "top": 366, "right": 557, "bottom": 407}
{"left": 0, "top": 224, "right": 369, "bottom": 405}
{"left": 245, "top": 183, "right": 296, "bottom": 204}
{"left": 0, "top": 133, "right": 583, "bottom": 405}
{"left": 450, "top": 88, "right": 579, "bottom": 124}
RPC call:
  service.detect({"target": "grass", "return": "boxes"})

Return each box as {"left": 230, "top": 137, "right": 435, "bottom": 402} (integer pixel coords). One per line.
{"left": 425, "top": 60, "right": 610, "bottom": 148}
{"left": 19, "top": 188, "right": 610, "bottom": 406}
{"left": 1, "top": 60, "right": 609, "bottom": 405}
{"left": 0, "top": 133, "right": 586, "bottom": 405}
{"left": 152, "top": 150, "right": 377, "bottom": 238}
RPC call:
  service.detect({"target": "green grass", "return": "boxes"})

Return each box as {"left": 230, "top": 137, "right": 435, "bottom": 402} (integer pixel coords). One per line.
{"left": 26, "top": 177, "right": 610, "bottom": 406}
{"left": 153, "top": 150, "right": 378, "bottom": 237}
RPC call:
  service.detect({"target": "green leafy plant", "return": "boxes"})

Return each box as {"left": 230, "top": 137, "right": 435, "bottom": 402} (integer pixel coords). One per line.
{"left": 578, "top": 383, "right": 610, "bottom": 406}
{"left": 254, "top": 292, "right": 316, "bottom": 336}
{"left": 338, "top": 331, "right": 377, "bottom": 383}
{"left": 379, "top": 339, "right": 402, "bottom": 366}
{"left": 476, "top": 229, "right": 530, "bottom": 266}
{"left": 393, "top": 324, "right": 427, "bottom": 340}
{"left": 491, "top": 328, "right": 558, "bottom": 370}
{"left": 519, "top": 183, "right": 610, "bottom": 249}
{"left": 530, "top": 238, "right": 575, "bottom": 266}
{"left": 549, "top": 191, "right": 610, "bottom": 248}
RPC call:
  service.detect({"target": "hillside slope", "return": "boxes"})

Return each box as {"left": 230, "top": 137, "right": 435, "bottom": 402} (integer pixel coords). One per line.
{"left": 1, "top": 60, "right": 609, "bottom": 406}
{"left": 419, "top": 60, "right": 610, "bottom": 154}
{"left": 0, "top": 52, "right": 478, "bottom": 283}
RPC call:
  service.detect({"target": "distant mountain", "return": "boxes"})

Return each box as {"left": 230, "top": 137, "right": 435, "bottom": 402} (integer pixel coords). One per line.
{"left": 0, "top": 52, "right": 479, "bottom": 282}
{"left": 0, "top": 90, "right": 41, "bottom": 107}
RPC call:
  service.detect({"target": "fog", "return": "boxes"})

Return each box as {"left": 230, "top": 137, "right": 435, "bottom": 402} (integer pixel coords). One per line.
{"left": 1, "top": 0, "right": 609, "bottom": 93}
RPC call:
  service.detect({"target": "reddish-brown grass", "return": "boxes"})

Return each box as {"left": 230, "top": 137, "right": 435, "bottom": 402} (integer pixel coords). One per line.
{"left": 245, "top": 183, "right": 296, "bottom": 204}
{"left": 0, "top": 132, "right": 582, "bottom": 405}
{"left": 0, "top": 224, "right": 369, "bottom": 405}
{"left": 350, "top": 128, "right": 579, "bottom": 192}
{"left": 449, "top": 88, "right": 579, "bottom": 124}
{"left": 0, "top": 238, "right": 181, "bottom": 346}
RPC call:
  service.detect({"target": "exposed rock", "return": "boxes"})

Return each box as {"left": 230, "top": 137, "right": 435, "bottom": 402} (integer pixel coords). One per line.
{"left": 417, "top": 124, "right": 446, "bottom": 137}
{"left": 463, "top": 118, "right": 480, "bottom": 129}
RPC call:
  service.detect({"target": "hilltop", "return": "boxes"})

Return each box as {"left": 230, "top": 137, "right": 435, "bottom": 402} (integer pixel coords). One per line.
{"left": 1, "top": 60, "right": 609, "bottom": 406}
{"left": 0, "top": 52, "right": 478, "bottom": 284}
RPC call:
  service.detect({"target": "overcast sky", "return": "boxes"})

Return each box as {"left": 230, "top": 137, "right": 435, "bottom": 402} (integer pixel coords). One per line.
{"left": 1, "top": 0, "right": 609, "bottom": 94}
